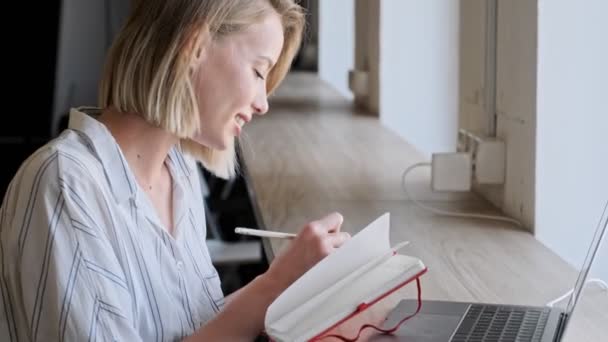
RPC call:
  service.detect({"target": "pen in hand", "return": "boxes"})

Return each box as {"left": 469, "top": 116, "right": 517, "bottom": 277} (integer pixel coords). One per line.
{"left": 234, "top": 227, "right": 297, "bottom": 239}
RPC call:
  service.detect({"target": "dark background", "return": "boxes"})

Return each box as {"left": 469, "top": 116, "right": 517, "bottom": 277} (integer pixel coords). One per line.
{"left": 2, "top": 1, "right": 62, "bottom": 196}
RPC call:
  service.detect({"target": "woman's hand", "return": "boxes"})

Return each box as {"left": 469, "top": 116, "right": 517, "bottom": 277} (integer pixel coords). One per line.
{"left": 188, "top": 213, "right": 350, "bottom": 341}
{"left": 264, "top": 212, "right": 351, "bottom": 291}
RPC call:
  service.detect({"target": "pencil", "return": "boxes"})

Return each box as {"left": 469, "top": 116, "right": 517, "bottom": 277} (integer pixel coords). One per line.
{"left": 234, "top": 227, "right": 297, "bottom": 239}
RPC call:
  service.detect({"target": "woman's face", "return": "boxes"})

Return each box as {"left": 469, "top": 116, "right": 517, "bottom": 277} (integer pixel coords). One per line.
{"left": 191, "top": 13, "right": 284, "bottom": 150}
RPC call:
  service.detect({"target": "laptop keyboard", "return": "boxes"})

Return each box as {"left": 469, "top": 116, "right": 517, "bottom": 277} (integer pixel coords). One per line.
{"left": 450, "top": 304, "right": 550, "bottom": 342}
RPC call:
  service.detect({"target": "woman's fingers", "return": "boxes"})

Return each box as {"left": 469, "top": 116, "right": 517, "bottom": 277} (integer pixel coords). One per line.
{"left": 326, "top": 231, "right": 351, "bottom": 248}
{"left": 311, "top": 212, "right": 344, "bottom": 234}
{"left": 266, "top": 213, "right": 352, "bottom": 289}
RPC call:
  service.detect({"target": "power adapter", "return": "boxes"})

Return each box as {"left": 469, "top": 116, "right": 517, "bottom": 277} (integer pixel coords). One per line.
{"left": 431, "top": 152, "right": 472, "bottom": 192}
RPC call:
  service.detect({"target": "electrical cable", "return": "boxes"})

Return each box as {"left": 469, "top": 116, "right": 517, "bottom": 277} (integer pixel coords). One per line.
{"left": 546, "top": 278, "right": 608, "bottom": 307}
{"left": 401, "top": 163, "right": 523, "bottom": 227}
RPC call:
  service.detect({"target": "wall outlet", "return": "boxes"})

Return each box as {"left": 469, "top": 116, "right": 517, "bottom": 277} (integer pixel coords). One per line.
{"left": 475, "top": 139, "right": 505, "bottom": 184}
{"left": 431, "top": 152, "right": 472, "bottom": 192}
{"left": 458, "top": 129, "right": 506, "bottom": 185}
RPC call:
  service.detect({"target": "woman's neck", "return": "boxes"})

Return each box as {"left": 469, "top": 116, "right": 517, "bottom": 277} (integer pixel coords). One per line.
{"left": 98, "top": 108, "right": 179, "bottom": 190}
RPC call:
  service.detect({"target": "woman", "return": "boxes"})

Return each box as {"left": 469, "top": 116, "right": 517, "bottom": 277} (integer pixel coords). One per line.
{"left": 0, "top": 0, "right": 350, "bottom": 341}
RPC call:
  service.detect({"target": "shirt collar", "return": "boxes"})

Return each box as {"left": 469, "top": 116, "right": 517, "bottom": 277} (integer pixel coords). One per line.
{"left": 66, "top": 107, "right": 196, "bottom": 206}
{"left": 67, "top": 107, "right": 139, "bottom": 204}
{"left": 167, "top": 145, "right": 194, "bottom": 183}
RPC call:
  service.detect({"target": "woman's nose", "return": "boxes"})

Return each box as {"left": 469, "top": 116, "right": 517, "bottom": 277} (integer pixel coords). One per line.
{"left": 252, "top": 90, "right": 269, "bottom": 115}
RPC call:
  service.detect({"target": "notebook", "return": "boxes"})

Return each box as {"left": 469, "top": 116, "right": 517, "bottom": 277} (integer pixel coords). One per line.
{"left": 264, "top": 213, "right": 427, "bottom": 342}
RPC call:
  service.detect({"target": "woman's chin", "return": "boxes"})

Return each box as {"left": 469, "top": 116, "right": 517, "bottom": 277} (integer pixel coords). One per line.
{"left": 191, "top": 135, "right": 230, "bottom": 151}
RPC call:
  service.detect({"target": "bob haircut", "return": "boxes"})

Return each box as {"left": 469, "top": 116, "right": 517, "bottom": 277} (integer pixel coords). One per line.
{"left": 98, "top": 0, "right": 305, "bottom": 179}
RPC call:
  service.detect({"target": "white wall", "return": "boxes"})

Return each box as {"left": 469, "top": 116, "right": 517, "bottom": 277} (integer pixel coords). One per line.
{"left": 53, "top": 0, "right": 129, "bottom": 135}
{"left": 318, "top": 0, "right": 355, "bottom": 99}
{"left": 379, "top": 0, "right": 460, "bottom": 157}
{"left": 536, "top": 0, "right": 608, "bottom": 281}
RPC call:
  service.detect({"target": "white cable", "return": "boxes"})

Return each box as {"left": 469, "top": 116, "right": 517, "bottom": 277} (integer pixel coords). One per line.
{"left": 546, "top": 278, "right": 608, "bottom": 307}
{"left": 401, "top": 163, "right": 523, "bottom": 227}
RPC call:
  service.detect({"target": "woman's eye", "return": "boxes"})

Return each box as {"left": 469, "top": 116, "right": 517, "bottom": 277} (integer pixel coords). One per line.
{"left": 255, "top": 69, "right": 265, "bottom": 80}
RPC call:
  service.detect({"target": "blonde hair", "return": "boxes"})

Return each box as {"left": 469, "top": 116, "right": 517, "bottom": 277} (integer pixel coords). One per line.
{"left": 98, "top": 0, "right": 305, "bottom": 179}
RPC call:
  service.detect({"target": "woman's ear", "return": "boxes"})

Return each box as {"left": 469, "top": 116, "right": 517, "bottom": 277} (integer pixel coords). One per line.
{"left": 187, "top": 26, "right": 209, "bottom": 71}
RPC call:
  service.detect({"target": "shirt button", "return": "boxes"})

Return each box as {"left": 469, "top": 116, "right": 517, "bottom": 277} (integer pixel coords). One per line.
{"left": 176, "top": 261, "right": 184, "bottom": 270}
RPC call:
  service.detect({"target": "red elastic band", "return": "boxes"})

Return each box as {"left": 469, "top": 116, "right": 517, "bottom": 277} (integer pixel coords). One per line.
{"left": 313, "top": 277, "right": 423, "bottom": 342}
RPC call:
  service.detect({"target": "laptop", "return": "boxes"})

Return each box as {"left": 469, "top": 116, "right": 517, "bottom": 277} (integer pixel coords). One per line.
{"left": 373, "top": 200, "right": 607, "bottom": 342}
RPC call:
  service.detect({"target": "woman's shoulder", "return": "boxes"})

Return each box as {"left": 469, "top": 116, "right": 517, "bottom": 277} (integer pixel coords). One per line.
{"left": 14, "top": 130, "right": 102, "bottom": 183}
{"left": 2, "top": 131, "right": 105, "bottom": 207}
{"left": 0, "top": 131, "right": 111, "bottom": 244}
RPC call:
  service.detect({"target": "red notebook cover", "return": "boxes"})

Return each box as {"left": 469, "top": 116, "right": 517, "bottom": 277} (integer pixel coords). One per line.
{"left": 308, "top": 267, "right": 427, "bottom": 341}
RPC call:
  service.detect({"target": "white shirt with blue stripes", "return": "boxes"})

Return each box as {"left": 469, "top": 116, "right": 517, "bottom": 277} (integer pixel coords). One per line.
{"left": 0, "top": 108, "right": 225, "bottom": 341}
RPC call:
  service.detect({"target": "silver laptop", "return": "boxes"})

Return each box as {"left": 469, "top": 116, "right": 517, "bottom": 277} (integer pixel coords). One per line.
{"left": 374, "top": 200, "right": 607, "bottom": 342}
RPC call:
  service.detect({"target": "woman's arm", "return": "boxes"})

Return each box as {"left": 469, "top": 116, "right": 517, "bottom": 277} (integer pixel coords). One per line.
{"left": 186, "top": 212, "right": 350, "bottom": 341}
{"left": 187, "top": 271, "right": 284, "bottom": 341}
{"left": 0, "top": 153, "right": 145, "bottom": 342}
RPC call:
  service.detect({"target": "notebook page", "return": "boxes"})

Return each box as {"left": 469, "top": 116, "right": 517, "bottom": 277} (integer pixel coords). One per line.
{"left": 265, "top": 213, "right": 392, "bottom": 326}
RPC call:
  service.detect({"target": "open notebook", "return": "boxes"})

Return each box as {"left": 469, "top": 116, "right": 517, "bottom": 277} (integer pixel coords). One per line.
{"left": 264, "top": 213, "right": 427, "bottom": 342}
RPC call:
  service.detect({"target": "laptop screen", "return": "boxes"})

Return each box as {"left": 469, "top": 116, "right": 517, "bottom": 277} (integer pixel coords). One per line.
{"left": 563, "top": 200, "right": 608, "bottom": 322}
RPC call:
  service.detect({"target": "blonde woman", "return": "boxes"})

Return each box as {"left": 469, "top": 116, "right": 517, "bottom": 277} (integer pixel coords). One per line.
{"left": 0, "top": 1, "right": 350, "bottom": 341}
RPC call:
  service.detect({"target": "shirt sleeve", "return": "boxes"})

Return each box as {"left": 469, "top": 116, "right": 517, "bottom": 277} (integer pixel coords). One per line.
{"left": 0, "top": 151, "right": 143, "bottom": 342}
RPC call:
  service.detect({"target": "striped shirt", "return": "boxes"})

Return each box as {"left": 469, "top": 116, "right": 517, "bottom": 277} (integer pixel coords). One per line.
{"left": 0, "top": 108, "right": 224, "bottom": 341}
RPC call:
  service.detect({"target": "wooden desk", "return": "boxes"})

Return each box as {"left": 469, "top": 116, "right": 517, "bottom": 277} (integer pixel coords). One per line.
{"left": 240, "top": 72, "right": 607, "bottom": 341}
